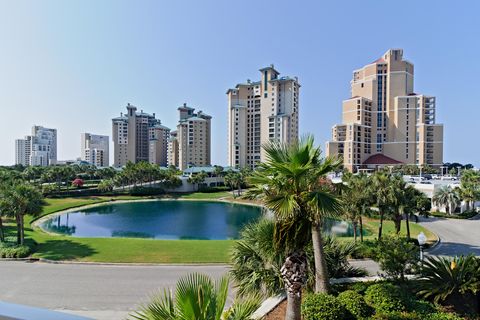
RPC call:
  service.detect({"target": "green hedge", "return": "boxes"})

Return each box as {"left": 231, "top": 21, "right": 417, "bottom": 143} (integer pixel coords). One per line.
{"left": 0, "top": 239, "right": 31, "bottom": 258}
{"left": 302, "top": 293, "right": 349, "bottom": 320}
{"left": 337, "top": 290, "right": 372, "bottom": 319}
{"left": 364, "top": 283, "right": 409, "bottom": 313}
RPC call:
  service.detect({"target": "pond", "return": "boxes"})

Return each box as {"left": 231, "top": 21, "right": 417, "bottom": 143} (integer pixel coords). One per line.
{"left": 39, "top": 200, "right": 362, "bottom": 240}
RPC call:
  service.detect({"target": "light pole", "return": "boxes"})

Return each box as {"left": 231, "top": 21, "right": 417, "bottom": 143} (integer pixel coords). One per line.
{"left": 417, "top": 232, "right": 427, "bottom": 263}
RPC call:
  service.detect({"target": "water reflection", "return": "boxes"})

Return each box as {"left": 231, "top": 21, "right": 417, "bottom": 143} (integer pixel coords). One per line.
{"left": 40, "top": 201, "right": 362, "bottom": 240}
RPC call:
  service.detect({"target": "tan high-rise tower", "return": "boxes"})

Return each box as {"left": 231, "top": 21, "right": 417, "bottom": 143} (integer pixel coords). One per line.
{"left": 175, "top": 103, "right": 211, "bottom": 170}
{"left": 326, "top": 49, "right": 444, "bottom": 172}
{"left": 227, "top": 65, "right": 300, "bottom": 168}
{"left": 112, "top": 104, "right": 168, "bottom": 167}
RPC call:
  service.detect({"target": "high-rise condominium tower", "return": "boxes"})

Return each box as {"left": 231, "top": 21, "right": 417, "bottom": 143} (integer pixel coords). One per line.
{"left": 175, "top": 103, "right": 211, "bottom": 170}
{"left": 149, "top": 123, "right": 170, "bottom": 167}
{"left": 227, "top": 65, "right": 300, "bottom": 168}
{"left": 167, "top": 130, "right": 179, "bottom": 168}
{"left": 80, "top": 133, "right": 109, "bottom": 167}
{"left": 15, "top": 125, "right": 57, "bottom": 166}
{"left": 326, "top": 49, "right": 444, "bottom": 172}
{"left": 112, "top": 103, "right": 169, "bottom": 167}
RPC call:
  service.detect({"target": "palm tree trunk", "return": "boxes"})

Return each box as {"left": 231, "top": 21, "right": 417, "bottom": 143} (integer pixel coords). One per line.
{"left": 20, "top": 215, "right": 24, "bottom": 245}
{"left": 0, "top": 216, "right": 4, "bottom": 242}
{"left": 285, "top": 292, "right": 302, "bottom": 320}
{"left": 15, "top": 214, "right": 21, "bottom": 245}
{"left": 311, "top": 222, "right": 329, "bottom": 293}
{"left": 394, "top": 214, "right": 401, "bottom": 234}
{"left": 281, "top": 253, "right": 307, "bottom": 320}
{"left": 359, "top": 215, "right": 364, "bottom": 242}
{"left": 353, "top": 221, "right": 357, "bottom": 242}
{"left": 378, "top": 212, "right": 384, "bottom": 240}
{"left": 405, "top": 213, "right": 411, "bottom": 239}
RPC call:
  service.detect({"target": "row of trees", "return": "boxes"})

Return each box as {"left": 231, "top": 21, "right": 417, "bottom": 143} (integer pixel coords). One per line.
{"left": 342, "top": 172, "right": 431, "bottom": 241}
{"left": 433, "top": 169, "right": 480, "bottom": 214}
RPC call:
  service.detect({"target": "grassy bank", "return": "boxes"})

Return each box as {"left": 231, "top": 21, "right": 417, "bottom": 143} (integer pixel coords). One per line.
{"left": 3, "top": 191, "right": 435, "bottom": 263}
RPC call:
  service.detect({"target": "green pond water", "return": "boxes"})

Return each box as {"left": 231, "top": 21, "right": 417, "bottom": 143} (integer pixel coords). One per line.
{"left": 40, "top": 200, "right": 360, "bottom": 240}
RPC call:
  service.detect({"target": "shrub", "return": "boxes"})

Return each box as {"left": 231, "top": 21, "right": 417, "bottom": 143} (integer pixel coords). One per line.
{"left": 371, "top": 311, "right": 422, "bottom": 320}
{"left": 376, "top": 236, "right": 419, "bottom": 281}
{"left": 337, "top": 290, "right": 372, "bottom": 319}
{"left": 0, "top": 241, "right": 31, "bottom": 258}
{"left": 301, "top": 293, "right": 348, "bottom": 320}
{"left": 351, "top": 240, "right": 378, "bottom": 260}
{"left": 416, "top": 255, "right": 480, "bottom": 315}
{"left": 426, "top": 312, "right": 464, "bottom": 320}
{"left": 364, "top": 283, "right": 408, "bottom": 313}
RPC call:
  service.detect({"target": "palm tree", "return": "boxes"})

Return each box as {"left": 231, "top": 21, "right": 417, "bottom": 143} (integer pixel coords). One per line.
{"left": 417, "top": 255, "right": 480, "bottom": 314}
{"left": 246, "top": 136, "right": 341, "bottom": 319}
{"left": 371, "top": 172, "right": 395, "bottom": 240}
{"left": 433, "top": 186, "right": 461, "bottom": 215}
{"left": 131, "top": 273, "right": 259, "bottom": 320}
{"left": 341, "top": 173, "right": 373, "bottom": 242}
{"left": 459, "top": 169, "right": 480, "bottom": 211}
{"left": 230, "top": 218, "right": 365, "bottom": 297}
{"left": 0, "top": 183, "right": 44, "bottom": 245}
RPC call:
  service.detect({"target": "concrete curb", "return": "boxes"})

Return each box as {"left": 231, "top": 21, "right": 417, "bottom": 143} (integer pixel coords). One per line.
{"left": 36, "top": 258, "right": 231, "bottom": 267}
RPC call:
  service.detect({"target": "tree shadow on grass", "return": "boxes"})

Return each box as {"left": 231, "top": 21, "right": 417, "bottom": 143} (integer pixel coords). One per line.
{"left": 33, "top": 239, "right": 97, "bottom": 260}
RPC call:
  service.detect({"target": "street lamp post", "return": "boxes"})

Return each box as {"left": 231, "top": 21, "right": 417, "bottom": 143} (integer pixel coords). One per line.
{"left": 417, "top": 232, "right": 427, "bottom": 263}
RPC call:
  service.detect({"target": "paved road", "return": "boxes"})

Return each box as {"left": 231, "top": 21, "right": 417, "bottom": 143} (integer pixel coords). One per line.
{"left": 419, "top": 214, "right": 480, "bottom": 256}
{"left": 0, "top": 262, "right": 229, "bottom": 320}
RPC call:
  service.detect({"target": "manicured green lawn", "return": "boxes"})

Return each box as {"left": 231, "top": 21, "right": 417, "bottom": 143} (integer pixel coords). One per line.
{"left": 3, "top": 191, "right": 436, "bottom": 263}
{"left": 363, "top": 218, "right": 437, "bottom": 243}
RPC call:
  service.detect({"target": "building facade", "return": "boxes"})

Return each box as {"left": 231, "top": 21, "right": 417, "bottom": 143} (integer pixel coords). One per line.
{"left": 167, "top": 130, "right": 179, "bottom": 167}
{"left": 80, "top": 133, "right": 109, "bottom": 167}
{"left": 227, "top": 65, "right": 300, "bottom": 168}
{"left": 112, "top": 103, "right": 167, "bottom": 167}
{"left": 149, "top": 124, "right": 170, "bottom": 166}
{"left": 326, "top": 49, "right": 444, "bottom": 172}
{"left": 175, "top": 103, "right": 211, "bottom": 170}
{"left": 15, "top": 126, "right": 57, "bottom": 166}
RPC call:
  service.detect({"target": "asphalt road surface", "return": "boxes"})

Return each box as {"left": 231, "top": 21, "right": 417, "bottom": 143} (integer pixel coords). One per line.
{"left": 420, "top": 214, "right": 480, "bottom": 257}
{"left": 0, "top": 262, "right": 229, "bottom": 320}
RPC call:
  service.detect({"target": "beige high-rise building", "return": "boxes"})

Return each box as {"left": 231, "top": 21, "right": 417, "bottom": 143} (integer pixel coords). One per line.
{"left": 112, "top": 103, "right": 166, "bottom": 167}
{"left": 149, "top": 124, "right": 170, "bottom": 167}
{"left": 326, "top": 49, "right": 444, "bottom": 172}
{"left": 174, "top": 103, "right": 211, "bottom": 170}
{"left": 167, "top": 130, "right": 179, "bottom": 167}
{"left": 227, "top": 65, "right": 300, "bottom": 168}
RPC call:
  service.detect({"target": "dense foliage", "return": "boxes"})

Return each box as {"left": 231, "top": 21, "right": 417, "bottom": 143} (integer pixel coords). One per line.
{"left": 301, "top": 293, "right": 348, "bottom": 320}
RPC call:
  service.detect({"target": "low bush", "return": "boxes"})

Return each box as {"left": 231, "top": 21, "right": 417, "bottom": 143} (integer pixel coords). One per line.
{"left": 376, "top": 236, "right": 419, "bottom": 281}
{"left": 426, "top": 312, "right": 464, "bottom": 320}
{"left": 370, "top": 311, "right": 423, "bottom": 320}
{"left": 364, "top": 283, "right": 409, "bottom": 314}
{"left": 0, "top": 239, "right": 31, "bottom": 258}
{"left": 337, "top": 290, "right": 372, "bottom": 319}
{"left": 301, "top": 293, "right": 348, "bottom": 320}
{"left": 350, "top": 240, "right": 379, "bottom": 260}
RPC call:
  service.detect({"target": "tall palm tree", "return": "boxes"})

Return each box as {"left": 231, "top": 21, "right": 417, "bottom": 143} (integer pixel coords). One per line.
{"left": 131, "top": 273, "right": 259, "bottom": 320}
{"left": 433, "top": 186, "right": 461, "bottom": 215}
{"left": 246, "top": 136, "right": 341, "bottom": 319}
{"left": 371, "top": 172, "right": 395, "bottom": 240}
{"left": 0, "top": 183, "right": 44, "bottom": 245}
{"left": 341, "top": 173, "right": 373, "bottom": 242}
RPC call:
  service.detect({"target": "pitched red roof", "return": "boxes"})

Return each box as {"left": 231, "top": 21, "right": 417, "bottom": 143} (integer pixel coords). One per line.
{"left": 363, "top": 154, "right": 402, "bottom": 165}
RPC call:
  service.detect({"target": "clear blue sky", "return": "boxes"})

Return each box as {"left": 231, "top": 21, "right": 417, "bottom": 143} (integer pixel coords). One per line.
{"left": 0, "top": 0, "right": 478, "bottom": 167}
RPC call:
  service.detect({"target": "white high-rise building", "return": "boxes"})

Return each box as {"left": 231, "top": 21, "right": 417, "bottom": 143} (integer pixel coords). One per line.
{"left": 81, "top": 133, "right": 109, "bottom": 167}
{"left": 227, "top": 65, "right": 300, "bottom": 168}
{"left": 15, "top": 126, "right": 57, "bottom": 166}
